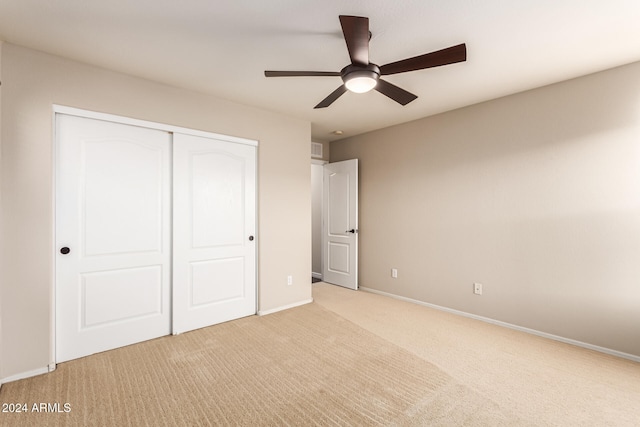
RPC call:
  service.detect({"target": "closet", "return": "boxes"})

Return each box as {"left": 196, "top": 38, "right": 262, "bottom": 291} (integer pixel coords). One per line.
{"left": 55, "top": 110, "right": 256, "bottom": 362}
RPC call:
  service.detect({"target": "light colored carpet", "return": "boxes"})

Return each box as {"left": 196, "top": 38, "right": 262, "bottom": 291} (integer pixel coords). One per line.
{"left": 0, "top": 299, "right": 519, "bottom": 426}
{"left": 312, "top": 282, "right": 640, "bottom": 426}
{"left": 1, "top": 283, "right": 638, "bottom": 426}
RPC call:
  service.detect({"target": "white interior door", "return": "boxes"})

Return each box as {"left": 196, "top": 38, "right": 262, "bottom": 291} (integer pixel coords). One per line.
{"left": 172, "top": 133, "right": 257, "bottom": 334}
{"left": 322, "top": 159, "right": 358, "bottom": 289}
{"left": 56, "top": 114, "right": 171, "bottom": 362}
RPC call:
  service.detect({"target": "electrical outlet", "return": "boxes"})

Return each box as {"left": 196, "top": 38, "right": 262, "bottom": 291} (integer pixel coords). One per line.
{"left": 474, "top": 283, "right": 483, "bottom": 295}
{"left": 391, "top": 268, "right": 398, "bottom": 279}
{"left": 287, "top": 275, "right": 293, "bottom": 286}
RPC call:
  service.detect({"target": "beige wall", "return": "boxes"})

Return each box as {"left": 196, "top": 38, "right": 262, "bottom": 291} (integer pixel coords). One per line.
{"left": 0, "top": 43, "right": 312, "bottom": 380}
{"left": 0, "top": 41, "right": 3, "bottom": 388}
{"left": 331, "top": 61, "right": 640, "bottom": 358}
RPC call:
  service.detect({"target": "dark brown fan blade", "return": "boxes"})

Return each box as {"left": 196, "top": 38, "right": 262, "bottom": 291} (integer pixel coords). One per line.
{"left": 380, "top": 43, "right": 466, "bottom": 75}
{"left": 375, "top": 79, "right": 417, "bottom": 105}
{"left": 314, "top": 85, "right": 348, "bottom": 109}
{"left": 265, "top": 71, "right": 341, "bottom": 77}
{"left": 339, "top": 15, "right": 369, "bottom": 66}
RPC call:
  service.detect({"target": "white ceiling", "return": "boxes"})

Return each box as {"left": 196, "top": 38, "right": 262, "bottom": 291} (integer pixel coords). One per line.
{"left": 1, "top": 0, "right": 640, "bottom": 142}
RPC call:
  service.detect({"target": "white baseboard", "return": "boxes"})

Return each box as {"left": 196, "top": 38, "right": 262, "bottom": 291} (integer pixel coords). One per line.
{"left": 312, "top": 272, "right": 323, "bottom": 280}
{"left": 258, "top": 298, "right": 313, "bottom": 316}
{"left": 1, "top": 366, "right": 50, "bottom": 385}
{"left": 359, "top": 286, "right": 640, "bottom": 363}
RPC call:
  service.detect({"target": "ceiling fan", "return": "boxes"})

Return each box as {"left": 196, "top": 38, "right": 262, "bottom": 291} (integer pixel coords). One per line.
{"left": 264, "top": 15, "right": 467, "bottom": 109}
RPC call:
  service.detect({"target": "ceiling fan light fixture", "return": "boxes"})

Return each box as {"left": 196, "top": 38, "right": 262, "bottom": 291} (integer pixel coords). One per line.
{"left": 341, "top": 64, "right": 380, "bottom": 93}
{"left": 344, "top": 73, "right": 378, "bottom": 93}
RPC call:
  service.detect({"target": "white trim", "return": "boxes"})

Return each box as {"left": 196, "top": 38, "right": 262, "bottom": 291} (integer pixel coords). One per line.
{"left": 360, "top": 287, "right": 640, "bottom": 363}
{"left": 53, "top": 105, "right": 258, "bottom": 147}
{"left": 258, "top": 298, "right": 313, "bottom": 316}
{"left": 253, "top": 146, "right": 260, "bottom": 318}
{"left": 312, "top": 272, "right": 323, "bottom": 280}
{"left": 311, "top": 158, "right": 328, "bottom": 165}
{"left": 1, "top": 367, "right": 49, "bottom": 385}
{"left": 50, "top": 109, "right": 58, "bottom": 372}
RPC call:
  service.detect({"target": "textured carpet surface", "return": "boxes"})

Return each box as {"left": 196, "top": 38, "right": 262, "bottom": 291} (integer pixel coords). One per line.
{"left": 2, "top": 283, "right": 639, "bottom": 426}
{"left": 1, "top": 301, "right": 519, "bottom": 426}
{"left": 313, "top": 283, "right": 640, "bottom": 426}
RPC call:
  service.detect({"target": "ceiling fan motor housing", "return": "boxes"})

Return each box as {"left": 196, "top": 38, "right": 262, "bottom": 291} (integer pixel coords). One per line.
{"left": 341, "top": 63, "right": 380, "bottom": 92}
{"left": 340, "top": 64, "right": 380, "bottom": 83}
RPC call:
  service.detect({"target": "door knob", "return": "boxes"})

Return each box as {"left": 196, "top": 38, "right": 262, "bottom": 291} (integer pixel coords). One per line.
{"left": 60, "top": 247, "right": 71, "bottom": 255}
{"left": 248, "top": 235, "right": 254, "bottom": 241}
{"left": 346, "top": 229, "right": 357, "bottom": 234}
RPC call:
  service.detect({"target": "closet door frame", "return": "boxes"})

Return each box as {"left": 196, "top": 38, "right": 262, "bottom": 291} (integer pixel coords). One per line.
{"left": 51, "top": 105, "right": 258, "bottom": 367}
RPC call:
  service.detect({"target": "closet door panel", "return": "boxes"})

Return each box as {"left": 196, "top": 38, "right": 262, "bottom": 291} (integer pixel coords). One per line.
{"left": 173, "top": 133, "right": 256, "bottom": 334}
{"left": 56, "top": 114, "right": 171, "bottom": 362}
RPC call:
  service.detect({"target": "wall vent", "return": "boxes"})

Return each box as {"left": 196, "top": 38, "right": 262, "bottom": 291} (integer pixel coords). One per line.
{"left": 311, "top": 142, "right": 323, "bottom": 159}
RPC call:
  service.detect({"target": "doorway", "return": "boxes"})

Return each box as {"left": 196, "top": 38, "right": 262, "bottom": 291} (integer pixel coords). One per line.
{"left": 311, "top": 159, "right": 359, "bottom": 289}
{"left": 311, "top": 161, "right": 326, "bottom": 281}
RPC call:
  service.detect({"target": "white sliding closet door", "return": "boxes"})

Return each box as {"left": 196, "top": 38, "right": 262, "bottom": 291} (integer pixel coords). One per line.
{"left": 172, "top": 133, "right": 257, "bottom": 334}
{"left": 56, "top": 114, "right": 172, "bottom": 363}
